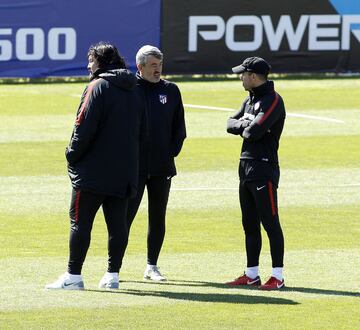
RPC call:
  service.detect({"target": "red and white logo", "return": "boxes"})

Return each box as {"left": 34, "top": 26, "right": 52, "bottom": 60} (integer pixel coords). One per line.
{"left": 159, "top": 94, "right": 167, "bottom": 104}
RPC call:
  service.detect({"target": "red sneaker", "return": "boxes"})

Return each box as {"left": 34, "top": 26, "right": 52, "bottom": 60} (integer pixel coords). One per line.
{"left": 226, "top": 273, "right": 261, "bottom": 286}
{"left": 259, "top": 276, "right": 285, "bottom": 290}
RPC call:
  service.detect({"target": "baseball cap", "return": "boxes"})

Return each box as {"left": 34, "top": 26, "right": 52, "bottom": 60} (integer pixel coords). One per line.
{"left": 232, "top": 57, "right": 271, "bottom": 75}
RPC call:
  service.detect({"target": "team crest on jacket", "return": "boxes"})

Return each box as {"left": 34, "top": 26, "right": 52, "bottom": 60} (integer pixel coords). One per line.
{"left": 254, "top": 101, "right": 261, "bottom": 111}
{"left": 159, "top": 94, "right": 167, "bottom": 104}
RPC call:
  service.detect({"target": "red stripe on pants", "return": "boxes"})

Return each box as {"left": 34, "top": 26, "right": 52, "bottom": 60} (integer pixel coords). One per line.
{"left": 268, "top": 181, "right": 277, "bottom": 216}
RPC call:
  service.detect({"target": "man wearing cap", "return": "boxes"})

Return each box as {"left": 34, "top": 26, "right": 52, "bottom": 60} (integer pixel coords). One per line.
{"left": 226, "top": 57, "right": 286, "bottom": 290}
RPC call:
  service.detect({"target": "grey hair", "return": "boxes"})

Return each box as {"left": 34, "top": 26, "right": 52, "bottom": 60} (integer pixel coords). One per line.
{"left": 136, "top": 45, "right": 163, "bottom": 66}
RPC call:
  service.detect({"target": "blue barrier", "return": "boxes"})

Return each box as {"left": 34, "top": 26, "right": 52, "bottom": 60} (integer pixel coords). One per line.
{"left": 0, "top": 0, "right": 160, "bottom": 77}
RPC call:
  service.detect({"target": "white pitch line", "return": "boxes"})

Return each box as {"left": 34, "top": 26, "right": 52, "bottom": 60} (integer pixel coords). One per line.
{"left": 69, "top": 99, "right": 345, "bottom": 124}
{"left": 184, "top": 103, "right": 345, "bottom": 124}
{"left": 69, "top": 96, "right": 345, "bottom": 124}
{"left": 287, "top": 113, "right": 345, "bottom": 124}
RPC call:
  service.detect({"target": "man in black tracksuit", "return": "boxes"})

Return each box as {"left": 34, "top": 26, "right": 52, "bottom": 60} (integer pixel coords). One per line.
{"left": 226, "top": 57, "right": 286, "bottom": 290}
{"left": 46, "top": 42, "right": 142, "bottom": 290}
{"left": 126, "top": 45, "right": 186, "bottom": 281}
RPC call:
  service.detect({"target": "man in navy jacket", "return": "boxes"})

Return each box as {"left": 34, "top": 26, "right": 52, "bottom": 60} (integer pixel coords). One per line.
{"left": 126, "top": 45, "right": 186, "bottom": 281}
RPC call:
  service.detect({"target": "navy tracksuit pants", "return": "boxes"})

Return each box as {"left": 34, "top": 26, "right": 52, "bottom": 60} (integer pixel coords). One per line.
{"left": 68, "top": 188, "right": 129, "bottom": 275}
{"left": 127, "top": 175, "right": 171, "bottom": 266}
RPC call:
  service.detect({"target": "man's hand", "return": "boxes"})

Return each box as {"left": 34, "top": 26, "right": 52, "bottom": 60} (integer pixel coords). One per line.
{"left": 227, "top": 118, "right": 251, "bottom": 135}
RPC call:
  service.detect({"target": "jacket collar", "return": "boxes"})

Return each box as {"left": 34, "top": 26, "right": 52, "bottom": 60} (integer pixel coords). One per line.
{"left": 90, "top": 65, "right": 123, "bottom": 81}
{"left": 250, "top": 80, "right": 274, "bottom": 98}
{"left": 136, "top": 71, "right": 163, "bottom": 88}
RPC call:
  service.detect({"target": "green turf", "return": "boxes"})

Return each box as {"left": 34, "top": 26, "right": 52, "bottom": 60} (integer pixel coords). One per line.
{"left": 179, "top": 78, "right": 360, "bottom": 110}
{"left": 0, "top": 78, "right": 359, "bottom": 329}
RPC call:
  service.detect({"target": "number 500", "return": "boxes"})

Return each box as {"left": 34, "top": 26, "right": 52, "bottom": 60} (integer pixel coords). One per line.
{"left": 0, "top": 27, "right": 76, "bottom": 61}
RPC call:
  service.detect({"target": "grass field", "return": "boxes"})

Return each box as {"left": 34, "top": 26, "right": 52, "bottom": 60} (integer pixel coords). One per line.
{"left": 0, "top": 76, "right": 359, "bottom": 329}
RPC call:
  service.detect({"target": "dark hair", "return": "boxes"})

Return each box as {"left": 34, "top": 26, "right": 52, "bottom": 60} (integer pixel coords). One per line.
{"left": 88, "top": 42, "right": 126, "bottom": 69}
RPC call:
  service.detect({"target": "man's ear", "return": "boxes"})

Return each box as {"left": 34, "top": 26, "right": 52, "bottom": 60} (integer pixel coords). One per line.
{"left": 136, "top": 63, "right": 142, "bottom": 72}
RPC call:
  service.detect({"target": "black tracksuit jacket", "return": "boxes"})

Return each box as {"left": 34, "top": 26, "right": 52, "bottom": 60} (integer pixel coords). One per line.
{"left": 66, "top": 68, "right": 142, "bottom": 198}
{"left": 227, "top": 80, "right": 285, "bottom": 185}
{"left": 136, "top": 73, "right": 186, "bottom": 177}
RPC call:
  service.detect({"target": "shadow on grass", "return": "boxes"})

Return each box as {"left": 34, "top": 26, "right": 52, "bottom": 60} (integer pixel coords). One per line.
{"left": 172, "top": 280, "right": 360, "bottom": 298}
{"left": 88, "top": 288, "right": 298, "bottom": 305}
{"left": 283, "top": 286, "right": 360, "bottom": 297}
{"left": 123, "top": 279, "right": 360, "bottom": 298}
{"left": 123, "top": 279, "right": 226, "bottom": 289}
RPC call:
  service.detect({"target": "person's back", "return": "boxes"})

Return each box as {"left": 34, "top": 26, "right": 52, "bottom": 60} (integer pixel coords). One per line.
{"left": 67, "top": 68, "right": 141, "bottom": 197}
{"left": 46, "top": 42, "right": 141, "bottom": 291}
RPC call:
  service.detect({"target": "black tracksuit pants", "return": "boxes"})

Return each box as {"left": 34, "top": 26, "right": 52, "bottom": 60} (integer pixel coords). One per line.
{"left": 68, "top": 188, "right": 129, "bottom": 275}
{"left": 239, "top": 179, "right": 284, "bottom": 268}
{"left": 127, "top": 175, "right": 171, "bottom": 265}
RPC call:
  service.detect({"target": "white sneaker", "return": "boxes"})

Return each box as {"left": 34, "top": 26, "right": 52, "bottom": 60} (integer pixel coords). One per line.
{"left": 144, "top": 265, "right": 166, "bottom": 281}
{"left": 45, "top": 272, "right": 84, "bottom": 290}
{"left": 98, "top": 272, "right": 119, "bottom": 289}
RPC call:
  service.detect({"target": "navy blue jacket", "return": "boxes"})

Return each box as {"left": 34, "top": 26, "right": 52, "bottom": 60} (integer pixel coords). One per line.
{"left": 66, "top": 69, "right": 142, "bottom": 198}
{"left": 137, "top": 73, "right": 186, "bottom": 177}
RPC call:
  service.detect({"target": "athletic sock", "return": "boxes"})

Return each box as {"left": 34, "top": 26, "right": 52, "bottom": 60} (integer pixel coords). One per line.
{"left": 146, "top": 264, "right": 157, "bottom": 270}
{"left": 272, "top": 267, "right": 283, "bottom": 281}
{"left": 67, "top": 272, "right": 83, "bottom": 281}
{"left": 246, "top": 266, "right": 259, "bottom": 279}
